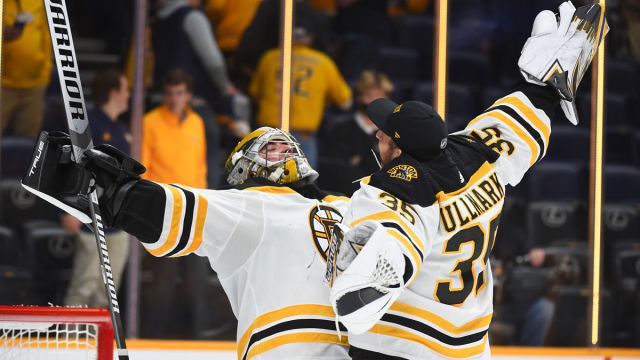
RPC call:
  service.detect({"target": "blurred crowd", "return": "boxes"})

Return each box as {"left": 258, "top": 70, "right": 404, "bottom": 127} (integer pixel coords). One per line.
{"left": 1, "top": 0, "right": 639, "bottom": 347}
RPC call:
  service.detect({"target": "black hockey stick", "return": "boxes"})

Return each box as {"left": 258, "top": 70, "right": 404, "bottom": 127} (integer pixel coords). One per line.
{"left": 43, "top": 0, "right": 129, "bottom": 358}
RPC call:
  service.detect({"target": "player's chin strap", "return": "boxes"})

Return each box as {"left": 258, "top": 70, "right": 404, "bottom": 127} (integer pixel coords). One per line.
{"left": 371, "top": 148, "right": 382, "bottom": 170}
{"left": 328, "top": 221, "right": 406, "bottom": 335}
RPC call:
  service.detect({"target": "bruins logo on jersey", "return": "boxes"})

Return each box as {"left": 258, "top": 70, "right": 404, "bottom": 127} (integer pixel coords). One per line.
{"left": 308, "top": 204, "right": 343, "bottom": 262}
{"left": 387, "top": 164, "right": 418, "bottom": 182}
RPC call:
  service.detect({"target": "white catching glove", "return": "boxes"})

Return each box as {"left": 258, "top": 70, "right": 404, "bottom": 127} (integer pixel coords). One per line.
{"left": 325, "top": 221, "right": 379, "bottom": 287}
{"left": 337, "top": 221, "right": 380, "bottom": 270}
{"left": 518, "top": 1, "right": 609, "bottom": 125}
{"left": 328, "top": 221, "right": 405, "bottom": 334}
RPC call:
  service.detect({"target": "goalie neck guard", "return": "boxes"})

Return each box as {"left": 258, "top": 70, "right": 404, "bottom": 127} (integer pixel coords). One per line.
{"left": 225, "top": 127, "right": 319, "bottom": 186}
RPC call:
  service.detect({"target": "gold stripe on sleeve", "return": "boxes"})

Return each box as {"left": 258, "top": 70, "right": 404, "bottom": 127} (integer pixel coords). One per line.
{"left": 243, "top": 186, "right": 297, "bottom": 194}
{"left": 467, "top": 110, "right": 539, "bottom": 166}
{"left": 350, "top": 210, "right": 424, "bottom": 252}
{"left": 322, "top": 195, "right": 350, "bottom": 203}
{"left": 148, "top": 185, "right": 184, "bottom": 257}
{"left": 494, "top": 96, "right": 550, "bottom": 146}
{"left": 172, "top": 194, "right": 208, "bottom": 257}
{"left": 386, "top": 229, "right": 422, "bottom": 279}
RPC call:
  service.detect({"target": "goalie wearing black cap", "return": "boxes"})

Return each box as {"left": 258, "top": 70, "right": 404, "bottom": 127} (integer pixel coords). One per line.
{"left": 368, "top": 100, "right": 448, "bottom": 160}
{"left": 326, "top": 2, "right": 608, "bottom": 359}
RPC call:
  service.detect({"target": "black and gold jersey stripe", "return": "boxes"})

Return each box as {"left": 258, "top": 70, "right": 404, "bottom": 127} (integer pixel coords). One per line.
{"left": 369, "top": 302, "right": 492, "bottom": 358}
{"left": 381, "top": 222, "right": 424, "bottom": 261}
{"left": 489, "top": 105, "right": 546, "bottom": 160}
{"left": 237, "top": 304, "right": 347, "bottom": 360}
{"left": 493, "top": 95, "right": 550, "bottom": 146}
{"left": 388, "top": 302, "right": 492, "bottom": 335}
{"left": 468, "top": 109, "right": 541, "bottom": 167}
{"left": 165, "top": 184, "right": 195, "bottom": 257}
{"left": 350, "top": 210, "right": 425, "bottom": 285}
{"left": 380, "top": 313, "right": 487, "bottom": 346}
{"left": 369, "top": 323, "right": 488, "bottom": 359}
{"left": 466, "top": 84, "right": 555, "bottom": 171}
{"left": 241, "top": 319, "right": 347, "bottom": 360}
{"left": 144, "top": 183, "right": 208, "bottom": 258}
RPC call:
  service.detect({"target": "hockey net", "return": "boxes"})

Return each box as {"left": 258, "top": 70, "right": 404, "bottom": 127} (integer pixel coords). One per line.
{"left": 0, "top": 306, "right": 114, "bottom": 359}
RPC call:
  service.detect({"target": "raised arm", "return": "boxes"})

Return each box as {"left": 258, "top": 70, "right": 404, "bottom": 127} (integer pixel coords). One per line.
{"left": 459, "top": 82, "right": 556, "bottom": 187}
{"left": 459, "top": 0, "right": 608, "bottom": 186}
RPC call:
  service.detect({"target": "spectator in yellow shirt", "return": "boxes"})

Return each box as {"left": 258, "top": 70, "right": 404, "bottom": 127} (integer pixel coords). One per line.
{"left": 249, "top": 24, "right": 352, "bottom": 167}
{"left": 142, "top": 70, "right": 208, "bottom": 188}
{"left": 140, "top": 72, "right": 210, "bottom": 339}
{"left": 1, "top": 0, "right": 52, "bottom": 138}
{"left": 204, "top": 0, "right": 261, "bottom": 54}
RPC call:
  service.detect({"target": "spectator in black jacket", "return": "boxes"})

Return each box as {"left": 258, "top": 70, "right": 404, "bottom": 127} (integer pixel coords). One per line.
{"left": 152, "top": 0, "right": 235, "bottom": 101}
{"left": 321, "top": 70, "right": 394, "bottom": 195}
{"left": 152, "top": 0, "right": 240, "bottom": 188}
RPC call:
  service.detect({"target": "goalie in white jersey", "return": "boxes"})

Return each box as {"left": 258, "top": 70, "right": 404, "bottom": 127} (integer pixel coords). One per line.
{"left": 327, "top": 2, "right": 608, "bottom": 359}
{"left": 22, "top": 127, "right": 351, "bottom": 359}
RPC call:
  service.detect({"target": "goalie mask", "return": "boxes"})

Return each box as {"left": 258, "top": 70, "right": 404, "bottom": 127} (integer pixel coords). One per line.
{"left": 225, "top": 127, "right": 319, "bottom": 186}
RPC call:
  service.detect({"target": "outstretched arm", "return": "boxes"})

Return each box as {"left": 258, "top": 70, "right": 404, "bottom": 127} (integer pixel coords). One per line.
{"left": 459, "top": 82, "right": 557, "bottom": 187}
{"left": 21, "top": 132, "right": 260, "bottom": 275}
{"left": 459, "top": 1, "right": 608, "bottom": 186}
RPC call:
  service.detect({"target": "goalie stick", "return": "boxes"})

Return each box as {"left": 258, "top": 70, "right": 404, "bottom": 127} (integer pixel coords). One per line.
{"left": 43, "top": 0, "right": 129, "bottom": 358}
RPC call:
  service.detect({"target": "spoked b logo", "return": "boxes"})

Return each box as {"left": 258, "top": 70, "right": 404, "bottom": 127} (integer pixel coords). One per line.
{"left": 308, "top": 205, "right": 343, "bottom": 262}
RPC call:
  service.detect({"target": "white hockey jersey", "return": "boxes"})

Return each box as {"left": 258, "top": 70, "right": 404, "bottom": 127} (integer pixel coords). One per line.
{"left": 127, "top": 179, "right": 351, "bottom": 359}
{"left": 340, "top": 84, "right": 555, "bottom": 359}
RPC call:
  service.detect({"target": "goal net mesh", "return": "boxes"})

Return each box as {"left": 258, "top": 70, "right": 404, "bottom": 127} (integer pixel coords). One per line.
{"left": 0, "top": 306, "right": 112, "bottom": 360}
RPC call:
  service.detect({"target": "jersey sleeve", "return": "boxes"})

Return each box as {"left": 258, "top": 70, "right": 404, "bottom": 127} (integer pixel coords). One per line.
{"left": 342, "top": 158, "right": 439, "bottom": 286}
{"left": 458, "top": 83, "right": 558, "bottom": 186}
{"left": 115, "top": 180, "right": 264, "bottom": 274}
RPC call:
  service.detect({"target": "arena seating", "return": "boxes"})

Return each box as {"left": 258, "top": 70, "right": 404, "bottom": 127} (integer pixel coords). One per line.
{"left": 544, "top": 127, "right": 590, "bottom": 164}
{"left": 0, "top": 137, "right": 36, "bottom": 180}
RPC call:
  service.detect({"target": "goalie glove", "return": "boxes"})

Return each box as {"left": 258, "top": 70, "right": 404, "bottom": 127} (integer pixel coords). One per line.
{"left": 22, "top": 131, "right": 145, "bottom": 227}
{"left": 518, "top": 1, "right": 609, "bottom": 125}
{"left": 325, "top": 221, "right": 380, "bottom": 287}
{"left": 329, "top": 221, "right": 405, "bottom": 334}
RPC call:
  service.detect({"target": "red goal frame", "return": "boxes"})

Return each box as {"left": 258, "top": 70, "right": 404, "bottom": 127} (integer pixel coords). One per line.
{"left": 0, "top": 306, "right": 114, "bottom": 359}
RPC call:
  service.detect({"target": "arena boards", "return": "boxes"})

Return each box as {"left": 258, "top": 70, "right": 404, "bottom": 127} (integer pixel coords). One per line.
{"left": 94, "top": 340, "right": 640, "bottom": 360}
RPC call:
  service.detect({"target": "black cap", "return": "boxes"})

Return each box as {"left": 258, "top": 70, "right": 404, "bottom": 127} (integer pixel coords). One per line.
{"left": 367, "top": 98, "right": 448, "bottom": 160}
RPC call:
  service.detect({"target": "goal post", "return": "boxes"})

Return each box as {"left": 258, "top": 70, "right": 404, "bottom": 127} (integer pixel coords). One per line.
{"left": 0, "top": 306, "right": 114, "bottom": 359}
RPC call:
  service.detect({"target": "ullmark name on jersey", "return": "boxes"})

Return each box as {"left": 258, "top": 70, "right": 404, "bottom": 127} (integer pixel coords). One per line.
{"left": 439, "top": 172, "right": 504, "bottom": 233}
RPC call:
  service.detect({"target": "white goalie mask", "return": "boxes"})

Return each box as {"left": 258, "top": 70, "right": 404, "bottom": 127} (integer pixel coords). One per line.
{"left": 224, "top": 127, "right": 319, "bottom": 186}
